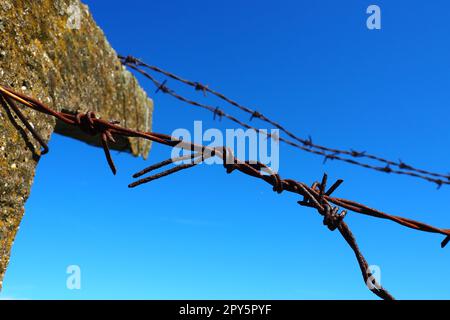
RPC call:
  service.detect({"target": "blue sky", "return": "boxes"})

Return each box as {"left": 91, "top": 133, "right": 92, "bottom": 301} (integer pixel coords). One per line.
{"left": 1, "top": 0, "right": 450, "bottom": 299}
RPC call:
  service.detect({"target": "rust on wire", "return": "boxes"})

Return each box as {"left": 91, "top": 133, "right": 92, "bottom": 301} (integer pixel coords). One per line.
{"left": 119, "top": 55, "right": 450, "bottom": 187}
{"left": 0, "top": 87, "right": 49, "bottom": 155}
{"left": 1, "top": 83, "right": 450, "bottom": 300}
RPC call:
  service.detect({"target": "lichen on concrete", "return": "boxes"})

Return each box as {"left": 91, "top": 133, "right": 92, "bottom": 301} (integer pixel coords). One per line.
{"left": 0, "top": 0, "right": 153, "bottom": 289}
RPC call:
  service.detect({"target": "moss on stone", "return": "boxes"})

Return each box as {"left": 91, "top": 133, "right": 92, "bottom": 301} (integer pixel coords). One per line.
{"left": 0, "top": 0, "right": 153, "bottom": 290}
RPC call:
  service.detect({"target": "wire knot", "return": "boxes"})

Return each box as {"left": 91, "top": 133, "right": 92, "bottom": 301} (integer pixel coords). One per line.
{"left": 271, "top": 173, "right": 284, "bottom": 194}
{"left": 75, "top": 111, "right": 117, "bottom": 175}
{"left": 321, "top": 204, "right": 347, "bottom": 231}
{"left": 382, "top": 165, "right": 392, "bottom": 173}
{"left": 123, "top": 55, "right": 139, "bottom": 64}
{"left": 75, "top": 111, "right": 101, "bottom": 136}
{"left": 213, "top": 107, "right": 224, "bottom": 121}
{"left": 194, "top": 82, "right": 208, "bottom": 95}
{"left": 398, "top": 160, "right": 413, "bottom": 170}
{"left": 323, "top": 153, "right": 337, "bottom": 164}
{"left": 303, "top": 136, "right": 313, "bottom": 148}
{"left": 351, "top": 150, "right": 366, "bottom": 157}
{"left": 155, "top": 80, "right": 170, "bottom": 94}
{"left": 250, "top": 111, "right": 262, "bottom": 121}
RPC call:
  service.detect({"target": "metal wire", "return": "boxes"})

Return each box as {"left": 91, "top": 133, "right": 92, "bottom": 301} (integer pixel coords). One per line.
{"left": 119, "top": 55, "right": 450, "bottom": 188}
{"left": 2, "top": 84, "right": 449, "bottom": 300}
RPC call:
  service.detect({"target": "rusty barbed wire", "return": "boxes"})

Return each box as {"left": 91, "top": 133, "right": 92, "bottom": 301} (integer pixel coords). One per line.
{"left": 119, "top": 55, "right": 450, "bottom": 188}
{"left": 1, "top": 83, "right": 449, "bottom": 300}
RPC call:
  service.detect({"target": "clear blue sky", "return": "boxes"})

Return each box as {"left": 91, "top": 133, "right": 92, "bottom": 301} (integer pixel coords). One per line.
{"left": 1, "top": 0, "right": 450, "bottom": 300}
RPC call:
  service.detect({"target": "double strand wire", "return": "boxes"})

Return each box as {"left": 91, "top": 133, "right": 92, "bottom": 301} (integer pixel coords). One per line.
{"left": 119, "top": 55, "right": 450, "bottom": 188}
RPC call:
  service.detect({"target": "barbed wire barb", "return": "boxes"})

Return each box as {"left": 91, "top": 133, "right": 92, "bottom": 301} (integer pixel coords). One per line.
{"left": 2, "top": 83, "right": 450, "bottom": 300}
{"left": 119, "top": 55, "right": 450, "bottom": 187}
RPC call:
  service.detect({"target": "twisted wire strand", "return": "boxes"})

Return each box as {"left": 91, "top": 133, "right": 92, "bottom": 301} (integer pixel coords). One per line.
{"left": 119, "top": 55, "right": 450, "bottom": 187}
{"left": 2, "top": 83, "right": 450, "bottom": 300}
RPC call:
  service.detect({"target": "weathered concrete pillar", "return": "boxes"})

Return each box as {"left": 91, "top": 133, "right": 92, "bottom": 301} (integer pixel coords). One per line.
{"left": 0, "top": 0, "right": 153, "bottom": 289}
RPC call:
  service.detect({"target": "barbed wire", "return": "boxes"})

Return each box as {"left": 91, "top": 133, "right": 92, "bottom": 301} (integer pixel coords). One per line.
{"left": 1, "top": 84, "right": 449, "bottom": 300}
{"left": 119, "top": 55, "right": 450, "bottom": 188}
